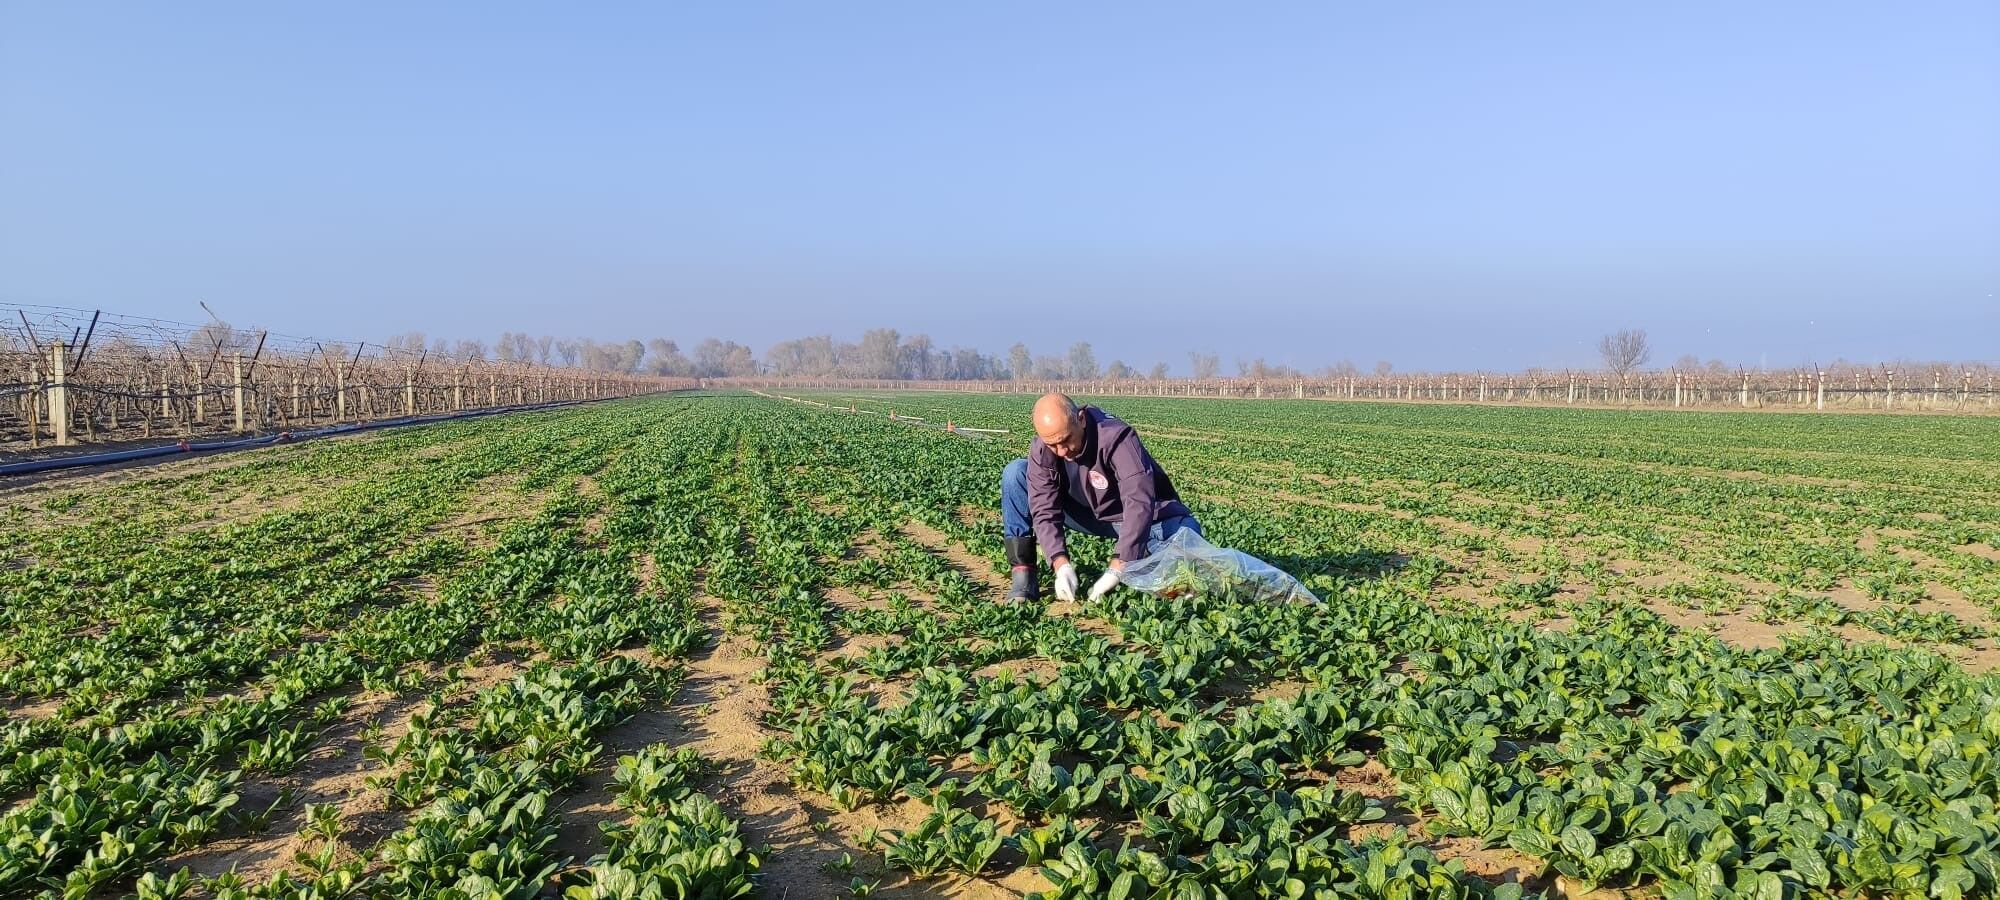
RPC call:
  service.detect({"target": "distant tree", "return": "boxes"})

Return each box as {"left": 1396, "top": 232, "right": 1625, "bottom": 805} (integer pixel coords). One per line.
{"left": 383, "top": 331, "right": 427, "bottom": 355}
{"left": 857, "top": 328, "right": 902, "bottom": 379}
{"left": 693, "top": 338, "right": 757, "bottom": 377}
{"left": 724, "top": 342, "right": 756, "bottom": 376}
{"left": 495, "top": 332, "right": 537, "bottom": 364}
{"left": 798, "top": 335, "right": 839, "bottom": 375}
{"left": 1243, "top": 358, "right": 1302, "bottom": 380}
{"left": 765, "top": 335, "right": 841, "bottom": 377}
{"left": 192, "top": 320, "right": 241, "bottom": 359}
{"left": 692, "top": 339, "right": 726, "bottom": 377}
{"left": 949, "top": 346, "right": 996, "bottom": 380}
{"left": 1033, "top": 354, "right": 1067, "bottom": 380}
{"left": 1066, "top": 342, "right": 1098, "bottom": 380}
{"left": 1599, "top": 329, "right": 1652, "bottom": 379}
{"left": 535, "top": 336, "right": 555, "bottom": 366}
{"left": 763, "top": 335, "right": 832, "bottom": 376}
{"left": 833, "top": 339, "right": 861, "bottom": 374}
{"left": 1148, "top": 361, "right": 1171, "bottom": 381}
{"left": 1008, "top": 343, "right": 1032, "bottom": 381}
{"left": 588, "top": 339, "right": 645, "bottom": 373}
{"left": 732, "top": 329, "right": 1029, "bottom": 380}
{"left": 1105, "top": 360, "right": 1135, "bottom": 380}
{"left": 1188, "top": 352, "right": 1220, "bottom": 380}
{"left": 902, "top": 333, "right": 937, "bottom": 380}
{"left": 1599, "top": 328, "right": 1652, "bottom": 402}
{"left": 764, "top": 339, "right": 807, "bottom": 376}
{"left": 453, "top": 340, "right": 487, "bottom": 361}
{"left": 646, "top": 338, "right": 690, "bottom": 376}
{"left": 554, "top": 339, "right": 582, "bottom": 367}
{"left": 1373, "top": 360, "right": 1394, "bottom": 377}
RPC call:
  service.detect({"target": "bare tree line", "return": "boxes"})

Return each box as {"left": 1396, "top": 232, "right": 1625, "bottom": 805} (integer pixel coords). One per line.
{"left": 760, "top": 331, "right": 1340, "bottom": 381}
{"left": 394, "top": 325, "right": 1227, "bottom": 383}
{"left": 376, "top": 331, "right": 757, "bottom": 378}
{"left": 379, "top": 323, "right": 1987, "bottom": 392}
{"left": 24, "top": 307, "right": 1985, "bottom": 391}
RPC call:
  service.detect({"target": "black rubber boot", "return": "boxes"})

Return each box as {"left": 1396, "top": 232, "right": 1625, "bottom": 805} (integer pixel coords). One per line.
{"left": 1004, "top": 536, "right": 1040, "bottom": 602}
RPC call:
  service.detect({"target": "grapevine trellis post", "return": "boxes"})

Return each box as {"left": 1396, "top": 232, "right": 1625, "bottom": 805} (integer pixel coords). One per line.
{"left": 190, "top": 360, "right": 205, "bottom": 425}
{"left": 49, "top": 340, "right": 71, "bottom": 446}
{"left": 233, "top": 352, "right": 247, "bottom": 433}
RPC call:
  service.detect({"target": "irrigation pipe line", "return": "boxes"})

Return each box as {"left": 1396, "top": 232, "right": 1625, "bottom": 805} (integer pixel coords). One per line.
{"left": 0, "top": 393, "right": 671, "bottom": 478}
{"left": 747, "top": 389, "right": 1012, "bottom": 437}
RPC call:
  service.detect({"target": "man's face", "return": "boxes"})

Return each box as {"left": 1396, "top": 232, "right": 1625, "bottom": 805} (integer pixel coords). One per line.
{"left": 1041, "top": 413, "right": 1084, "bottom": 460}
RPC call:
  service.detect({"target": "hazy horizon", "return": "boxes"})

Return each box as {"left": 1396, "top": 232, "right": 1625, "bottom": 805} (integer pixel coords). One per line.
{"left": 3, "top": 2, "right": 1995, "bottom": 373}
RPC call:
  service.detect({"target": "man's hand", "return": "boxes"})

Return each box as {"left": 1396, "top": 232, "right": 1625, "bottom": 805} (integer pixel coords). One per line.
{"left": 1053, "top": 563, "right": 1080, "bottom": 602}
{"left": 1087, "top": 568, "right": 1120, "bottom": 602}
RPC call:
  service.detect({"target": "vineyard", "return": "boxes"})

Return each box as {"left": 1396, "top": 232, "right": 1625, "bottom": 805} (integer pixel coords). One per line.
{"left": 3, "top": 392, "right": 1999, "bottom": 900}
{"left": 1, "top": 305, "right": 682, "bottom": 455}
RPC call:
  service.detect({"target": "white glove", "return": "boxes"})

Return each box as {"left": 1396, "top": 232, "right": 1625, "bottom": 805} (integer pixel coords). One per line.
{"left": 1053, "top": 563, "right": 1080, "bottom": 602}
{"left": 1087, "top": 568, "right": 1121, "bottom": 602}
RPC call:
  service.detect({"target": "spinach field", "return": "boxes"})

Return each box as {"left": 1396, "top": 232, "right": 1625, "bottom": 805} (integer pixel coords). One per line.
{"left": 3, "top": 392, "right": 1997, "bottom": 900}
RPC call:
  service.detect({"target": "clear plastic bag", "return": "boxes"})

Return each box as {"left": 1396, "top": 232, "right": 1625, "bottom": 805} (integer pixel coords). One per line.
{"left": 1120, "top": 528, "right": 1320, "bottom": 604}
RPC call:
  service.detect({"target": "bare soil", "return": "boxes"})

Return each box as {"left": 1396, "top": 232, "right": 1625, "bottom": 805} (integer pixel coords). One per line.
{"left": 160, "top": 686, "right": 436, "bottom": 884}
{"left": 1962, "top": 543, "right": 2000, "bottom": 564}
{"left": 429, "top": 471, "right": 544, "bottom": 549}
{"left": 0, "top": 695, "right": 62, "bottom": 721}
{"left": 675, "top": 594, "right": 988, "bottom": 900}
{"left": 899, "top": 521, "right": 1008, "bottom": 592}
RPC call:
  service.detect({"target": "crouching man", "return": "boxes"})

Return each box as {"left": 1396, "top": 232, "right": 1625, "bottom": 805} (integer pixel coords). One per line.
{"left": 1000, "top": 393, "right": 1200, "bottom": 603}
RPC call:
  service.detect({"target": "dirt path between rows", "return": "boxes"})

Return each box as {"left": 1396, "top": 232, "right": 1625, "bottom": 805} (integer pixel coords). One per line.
{"left": 670, "top": 590, "right": 1032, "bottom": 899}
{"left": 900, "top": 520, "right": 1009, "bottom": 593}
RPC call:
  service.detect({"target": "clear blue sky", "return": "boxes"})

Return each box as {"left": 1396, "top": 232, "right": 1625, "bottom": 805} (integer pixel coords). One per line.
{"left": 3, "top": 2, "right": 1995, "bottom": 372}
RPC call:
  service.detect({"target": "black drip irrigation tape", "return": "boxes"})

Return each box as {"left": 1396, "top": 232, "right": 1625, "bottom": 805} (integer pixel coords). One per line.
{"left": 0, "top": 396, "right": 644, "bottom": 478}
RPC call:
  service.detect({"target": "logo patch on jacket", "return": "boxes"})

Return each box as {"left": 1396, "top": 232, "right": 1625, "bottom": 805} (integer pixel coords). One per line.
{"left": 1089, "top": 470, "right": 1109, "bottom": 490}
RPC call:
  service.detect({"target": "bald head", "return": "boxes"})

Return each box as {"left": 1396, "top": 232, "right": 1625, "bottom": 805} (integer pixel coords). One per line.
{"left": 1033, "top": 394, "right": 1085, "bottom": 459}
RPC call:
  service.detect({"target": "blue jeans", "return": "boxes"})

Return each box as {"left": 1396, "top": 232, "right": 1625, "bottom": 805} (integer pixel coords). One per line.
{"left": 1000, "top": 458, "right": 1200, "bottom": 554}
